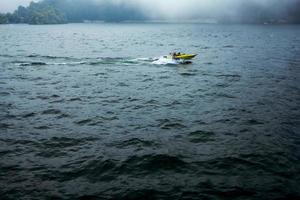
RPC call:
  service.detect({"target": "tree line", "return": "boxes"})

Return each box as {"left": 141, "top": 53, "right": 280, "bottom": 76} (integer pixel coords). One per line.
{"left": 0, "top": 1, "right": 66, "bottom": 24}
{"left": 0, "top": 0, "right": 144, "bottom": 25}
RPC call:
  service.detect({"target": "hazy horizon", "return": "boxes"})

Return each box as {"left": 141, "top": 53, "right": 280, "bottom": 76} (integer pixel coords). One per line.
{"left": 1, "top": 0, "right": 300, "bottom": 23}
{"left": 0, "top": 0, "right": 37, "bottom": 12}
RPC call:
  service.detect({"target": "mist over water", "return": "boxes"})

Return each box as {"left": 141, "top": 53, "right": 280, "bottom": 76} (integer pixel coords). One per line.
{"left": 1, "top": 0, "right": 300, "bottom": 23}
{"left": 93, "top": 0, "right": 300, "bottom": 22}
{"left": 0, "top": 23, "right": 300, "bottom": 199}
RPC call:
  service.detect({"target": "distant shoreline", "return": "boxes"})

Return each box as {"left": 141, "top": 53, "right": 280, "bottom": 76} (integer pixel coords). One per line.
{"left": 1, "top": 21, "right": 300, "bottom": 25}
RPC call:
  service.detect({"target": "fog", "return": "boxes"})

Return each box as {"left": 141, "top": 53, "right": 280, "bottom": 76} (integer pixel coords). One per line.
{"left": 1, "top": 0, "right": 300, "bottom": 23}
{"left": 126, "top": 0, "right": 300, "bottom": 22}
{"left": 0, "top": 0, "right": 38, "bottom": 12}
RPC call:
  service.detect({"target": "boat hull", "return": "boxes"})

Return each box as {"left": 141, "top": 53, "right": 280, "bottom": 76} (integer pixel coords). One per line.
{"left": 175, "top": 54, "right": 197, "bottom": 60}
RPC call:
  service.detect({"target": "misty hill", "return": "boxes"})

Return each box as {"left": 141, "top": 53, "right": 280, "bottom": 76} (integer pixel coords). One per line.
{"left": 0, "top": 0, "right": 300, "bottom": 25}
{"left": 221, "top": 0, "right": 300, "bottom": 24}
{"left": 0, "top": 0, "right": 145, "bottom": 24}
{"left": 5, "top": 1, "right": 66, "bottom": 24}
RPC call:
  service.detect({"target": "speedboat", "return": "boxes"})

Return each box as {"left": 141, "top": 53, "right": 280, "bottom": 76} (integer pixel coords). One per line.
{"left": 163, "top": 53, "right": 197, "bottom": 60}
{"left": 174, "top": 54, "right": 197, "bottom": 60}
{"left": 152, "top": 53, "right": 196, "bottom": 65}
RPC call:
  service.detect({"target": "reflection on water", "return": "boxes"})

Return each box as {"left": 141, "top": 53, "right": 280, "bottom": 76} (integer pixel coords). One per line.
{"left": 0, "top": 23, "right": 300, "bottom": 199}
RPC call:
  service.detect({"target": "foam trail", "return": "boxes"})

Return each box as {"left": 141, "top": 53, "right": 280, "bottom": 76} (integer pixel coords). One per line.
{"left": 13, "top": 56, "right": 190, "bottom": 67}
{"left": 152, "top": 56, "right": 192, "bottom": 65}
{"left": 131, "top": 57, "right": 155, "bottom": 61}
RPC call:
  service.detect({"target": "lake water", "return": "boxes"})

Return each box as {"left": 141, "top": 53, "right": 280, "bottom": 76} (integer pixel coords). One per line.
{"left": 0, "top": 23, "right": 300, "bottom": 199}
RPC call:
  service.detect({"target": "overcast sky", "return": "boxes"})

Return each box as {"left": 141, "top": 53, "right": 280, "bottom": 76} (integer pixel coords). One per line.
{"left": 0, "top": 0, "right": 37, "bottom": 12}
{"left": 1, "top": 0, "right": 299, "bottom": 20}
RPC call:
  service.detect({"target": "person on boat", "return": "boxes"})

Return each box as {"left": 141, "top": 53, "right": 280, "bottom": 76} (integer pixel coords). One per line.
{"left": 172, "top": 52, "right": 176, "bottom": 59}
{"left": 174, "top": 52, "right": 182, "bottom": 60}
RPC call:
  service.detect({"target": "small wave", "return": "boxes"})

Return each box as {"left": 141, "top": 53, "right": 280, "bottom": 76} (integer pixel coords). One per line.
{"left": 216, "top": 74, "right": 241, "bottom": 78}
{"left": 121, "top": 154, "right": 188, "bottom": 172}
{"left": 0, "top": 123, "right": 11, "bottom": 129}
{"left": 214, "top": 92, "right": 237, "bottom": 99}
{"left": 188, "top": 130, "right": 216, "bottom": 143}
{"left": 74, "top": 115, "right": 118, "bottom": 126}
{"left": 68, "top": 97, "right": 82, "bottom": 102}
{"left": 118, "top": 189, "right": 166, "bottom": 200}
{"left": 223, "top": 45, "right": 235, "bottom": 48}
{"left": 18, "top": 62, "right": 47, "bottom": 66}
{"left": 0, "top": 54, "right": 14, "bottom": 58}
{"left": 244, "top": 119, "right": 264, "bottom": 125}
{"left": 34, "top": 125, "right": 50, "bottom": 130}
{"left": 56, "top": 158, "right": 118, "bottom": 181}
{"left": 110, "top": 138, "right": 158, "bottom": 148}
{"left": 27, "top": 54, "right": 74, "bottom": 60}
{"left": 50, "top": 154, "right": 189, "bottom": 181}
{"left": 179, "top": 72, "right": 196, "bottom": 76}
{"left": 142, "top": 78, "right": 153, "bottom": 82}
{"left": 35, "top": 137, "right": 97, "bottom": 158}
{"left": 152, "top": 56, "right": 192, "bottom": 65}
{"left": 157, "top": 118, "right": 186, "bottom": 130}
{"left": 0, "top": 92, "right": 10, "bottom": 96}
{"left": 75, "top": 119, "right": 93, "bottom": 125}
{"left": 56, "top": 113, "right": 71, "bottom": 119}
{"left": 22, "top": 112, "right": 37, "bottom": 118}
{"left": 41, "top": 109, "right": 62, "bottom": 115}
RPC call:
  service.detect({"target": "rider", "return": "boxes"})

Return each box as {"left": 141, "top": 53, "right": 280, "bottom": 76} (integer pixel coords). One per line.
{"left": 170, "top": 52, "right": 176, "bottom": 59}
{"left": 170, "top": 52, "right": 181, "bottom": 59}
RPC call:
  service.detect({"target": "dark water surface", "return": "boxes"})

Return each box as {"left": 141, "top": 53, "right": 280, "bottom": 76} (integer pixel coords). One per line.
{"left": 0, "top": 23, "right": 300, "bottom": 199}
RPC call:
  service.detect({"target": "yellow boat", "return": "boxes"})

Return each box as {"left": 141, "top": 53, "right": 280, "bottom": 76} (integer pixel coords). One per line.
{"left": 175, "top": 54, "right": 197, "bottom": 60}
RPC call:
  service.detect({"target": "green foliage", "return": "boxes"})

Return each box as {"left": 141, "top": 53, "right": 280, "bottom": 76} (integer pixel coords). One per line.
{"left": 5, "top": 1, "right": 67, "bottom": 24}
{"left": 3, "top": 0, "right": 145, "bottom": 24}
{"left": 0, "top": 14, "right": 8, "bottom": 24}
{"left": 26, "top": 2, "right": 66, "bottom": 24}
